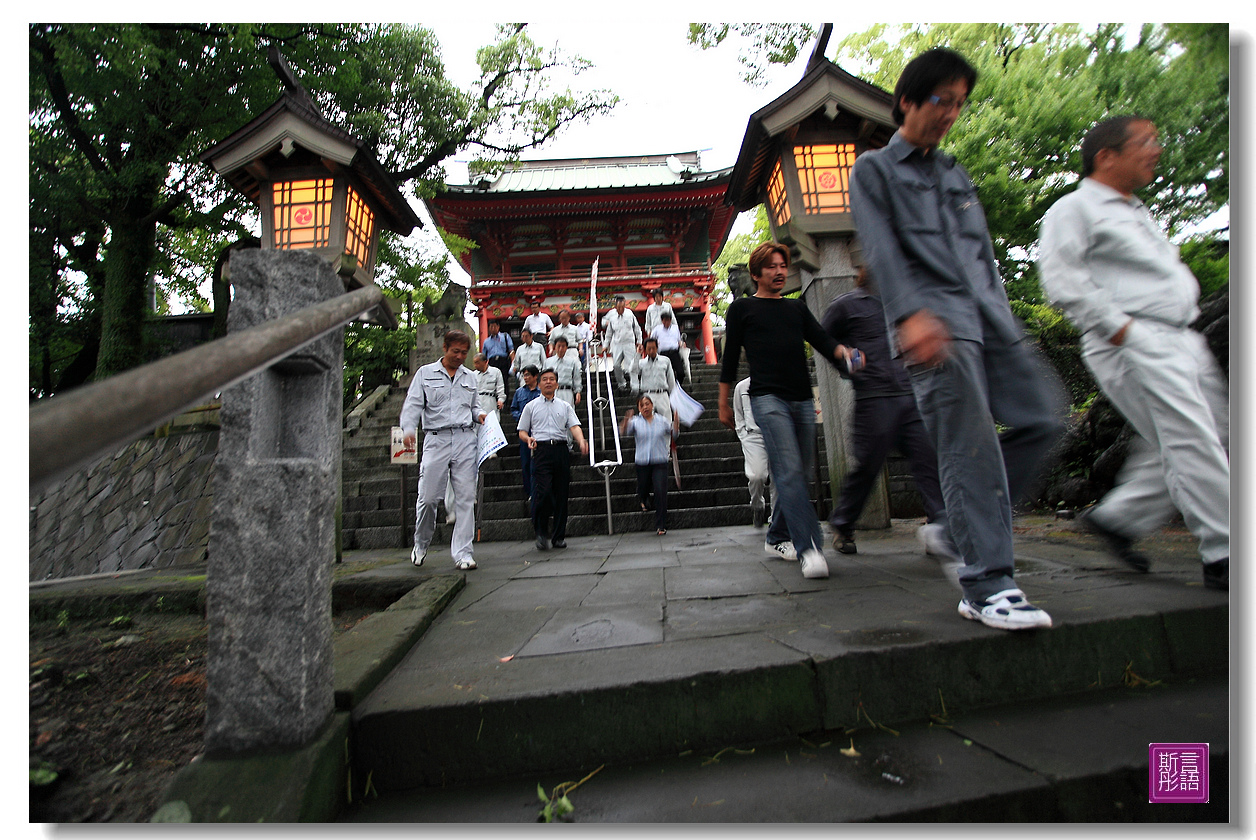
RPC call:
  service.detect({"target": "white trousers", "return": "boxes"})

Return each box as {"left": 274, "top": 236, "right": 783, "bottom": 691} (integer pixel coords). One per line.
{"left": 610, "top": 341, "right": 639, "bottom": 390}
{"left": 1083, "top": 320, "right": 1228, "bottom": 562}
{"left": 738, "top": 429, "right": 772, "bottom": 507}
{"left": 415, "top": 428, "right": 478, "bottom": 561}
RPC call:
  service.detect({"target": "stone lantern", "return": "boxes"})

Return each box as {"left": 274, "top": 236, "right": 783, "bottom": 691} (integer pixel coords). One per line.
{"left": 200, "top": 47, "right": 420, "bottom": 328}
{"left": 727, "top": 27, "right": 898, "bottom": 528}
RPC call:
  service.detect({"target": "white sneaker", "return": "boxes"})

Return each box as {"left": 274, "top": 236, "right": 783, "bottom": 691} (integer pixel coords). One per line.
{"left": 800, "top": 549, "right": 829, "bottom": 580}
{"left": 453, "top": 557, "right": 477, "bottom": 571}
{"left": 764, "top": 540, "right": 798, "bottom": 561}
{"left": 411, "top": 546, "right": 426, "bottom": 567}
{"left": 958, "top": 588, "right": 1052, "bottom": 631}
{"left": 918, "top": 522, "right": 959, "bottom": 561}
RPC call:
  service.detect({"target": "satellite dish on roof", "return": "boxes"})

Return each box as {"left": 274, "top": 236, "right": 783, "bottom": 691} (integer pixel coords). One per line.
{"left": 666, "top": 155, "right": 686, "bottom": 175}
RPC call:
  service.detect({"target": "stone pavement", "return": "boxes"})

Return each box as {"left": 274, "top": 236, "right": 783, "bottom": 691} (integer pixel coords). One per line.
{"left": 342, "top": 515, "right": 1229, "bottom": 822}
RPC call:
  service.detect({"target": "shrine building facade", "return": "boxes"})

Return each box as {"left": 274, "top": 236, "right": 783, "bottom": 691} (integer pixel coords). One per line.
{"left": 424, "top": 151, "right": 737, "bottom": 363}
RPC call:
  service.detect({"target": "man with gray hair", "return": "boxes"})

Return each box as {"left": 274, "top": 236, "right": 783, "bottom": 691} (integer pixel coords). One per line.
{"left": 1038, "top": 115, "right": 1228, "bottom": 590}
{"left": 472, "top": 352, "right": 505, "bottom": 418}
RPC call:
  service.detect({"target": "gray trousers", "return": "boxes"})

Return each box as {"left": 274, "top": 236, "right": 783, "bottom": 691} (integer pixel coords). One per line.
{"left": 908, "top": 334, "right": 1066, "bottom": 601}
{"left": 1082, "top": 320, "right": 1228, "bottom": 563}
{"left": 415, "top": 427, "right": 478, "bottom": 561}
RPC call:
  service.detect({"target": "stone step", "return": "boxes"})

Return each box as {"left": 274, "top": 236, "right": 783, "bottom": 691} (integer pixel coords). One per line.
{"left": 345, "top": 526, "right": 1229, "bottom": 797}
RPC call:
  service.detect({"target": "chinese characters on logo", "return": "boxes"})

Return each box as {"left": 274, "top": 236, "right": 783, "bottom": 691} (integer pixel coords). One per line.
{"left": 1149, "top": 743, "right": 1209, "bottom": 804}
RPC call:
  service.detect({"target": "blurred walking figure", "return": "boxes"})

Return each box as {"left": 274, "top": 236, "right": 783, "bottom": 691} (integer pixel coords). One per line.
{"left": 603, "top": 295, "right": 642, "bottom": 393}
{"left": 820, "top": 265, "right": 953, "bottom": 560}
{"left": 638, "top": 337, "right": 677, "bottom": 425}
{"left": 622, "top": 394, "right": 679, "bottom": 535}
{"left": 510, "top": 366, "right": 542, "bottom": 504}
{"left": 850, "top": 47, "right": 1066, "bottom": 630}
{"left": 1038, "top": 115, "right": 1228, "bottom": 590}
{"left": 732, "top": 377, "right": 774, "bottom": 529}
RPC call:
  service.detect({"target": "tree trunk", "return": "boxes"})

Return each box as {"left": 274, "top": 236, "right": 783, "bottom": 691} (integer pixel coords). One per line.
{"left": 94, "top": 209, "right": 158, "bottom": 380}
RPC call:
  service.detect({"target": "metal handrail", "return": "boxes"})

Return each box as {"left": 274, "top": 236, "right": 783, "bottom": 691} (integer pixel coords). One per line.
{"left": 30, "top": 285, "right": 384, "bottom": 495}
{"left": 583, "top": 337, "right": 623, "bottom": 534}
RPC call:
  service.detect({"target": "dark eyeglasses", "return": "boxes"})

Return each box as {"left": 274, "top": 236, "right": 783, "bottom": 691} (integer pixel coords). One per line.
{"left": 926, "top": 94, "right": 968, "bottom": 112}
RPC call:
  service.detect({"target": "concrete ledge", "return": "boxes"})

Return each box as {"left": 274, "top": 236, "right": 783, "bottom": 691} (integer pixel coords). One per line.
{"left": 333, "top": 574, "right": 464, "bottom": 710}
{"left": 153, "top": 712, "right": 352, "bottom": 823}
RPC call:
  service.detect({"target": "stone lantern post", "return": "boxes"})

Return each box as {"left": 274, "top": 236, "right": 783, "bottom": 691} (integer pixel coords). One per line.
{"left": 727, "top": 29, "right": 897, "bottom": 528}
{"left": 196, "top": 48, "right": 419, "bottom": 754}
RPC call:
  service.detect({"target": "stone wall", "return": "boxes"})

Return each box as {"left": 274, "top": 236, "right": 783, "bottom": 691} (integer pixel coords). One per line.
{"left": 29, "top": 430, "right": 218, "bottom": 581}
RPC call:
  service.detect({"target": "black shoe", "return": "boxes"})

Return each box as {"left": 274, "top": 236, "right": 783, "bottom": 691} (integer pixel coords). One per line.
{"left": 551, "top": 539, "right": 567, "bottom": 549}
{"left": 752, "top": 499, "right": 766, "bottom": 528}
{"left": 1203, "top": 558, "right": 1228, "bottom": 590}
{"left": 833, "top": 531, "right": 857, "bottom": 554}
{"left": 1082, "top": 513, "right": 1150, "bottom": 572}
{"left": 535, "top": 534, "right": 551, "bottom": 551}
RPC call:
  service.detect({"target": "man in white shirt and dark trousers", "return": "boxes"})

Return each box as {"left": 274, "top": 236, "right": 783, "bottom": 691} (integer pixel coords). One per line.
{"left": 603, "top": 295, "right": 642, "bottom": 393}
{"left": 1038, "top": 115, "right": 1228, "bottom": 590}
{"left": 518, "top": 369, "right": 590, "bottom": 551}
{"left": 400, "top": 330, "right": 486, "bottom": 571}
{"left": 651, "top": 310, "right": 687, "bottom": 386}
{"left": 523, "top": 302, "right": 554, "bottom": 349}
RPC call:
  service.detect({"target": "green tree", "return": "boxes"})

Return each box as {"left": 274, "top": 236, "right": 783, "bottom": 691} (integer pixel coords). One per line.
{"left": 691, "top": 22, "right": 1229, "bottom": 294}
{"left": 709, "top": 205, "right": 771, "bottom": 320}
{"left": 30, "top": 23, "right": 616, "bottom": 392}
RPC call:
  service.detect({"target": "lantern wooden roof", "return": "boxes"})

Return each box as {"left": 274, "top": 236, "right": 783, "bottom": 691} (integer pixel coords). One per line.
{"left": 199, "top": 71, "right": 421, "bottom": 237}
{"left": 727, "top": 58, "right": 896, "bottom": 212}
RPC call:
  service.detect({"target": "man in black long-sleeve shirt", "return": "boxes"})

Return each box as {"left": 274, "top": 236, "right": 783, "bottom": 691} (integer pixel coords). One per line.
{"left": 719, "top": 242, "right": 859, "bottom": 580}
{"left": 821, "top": 266, "right": 952, "bottom": 559}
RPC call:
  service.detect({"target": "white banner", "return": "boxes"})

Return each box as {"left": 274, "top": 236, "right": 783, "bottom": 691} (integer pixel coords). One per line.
{"left": 589, "top": 257, "right": 599, "bottom": 332}
{"left": 477, "top": 411, "right": 508, "bottom": 466}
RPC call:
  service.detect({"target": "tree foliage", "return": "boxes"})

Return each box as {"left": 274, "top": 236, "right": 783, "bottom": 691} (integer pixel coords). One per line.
{"left": 692, "top": 22, "right": 1229, "bottom": 297}
{"left": 709, "top": 205, "right": 771, "bottom": 321}
{"left": 30, "top": 23, "right": 617, "bottom": 397}
{"left": 693, "top": 23, "right": 1228, "bottom": 412}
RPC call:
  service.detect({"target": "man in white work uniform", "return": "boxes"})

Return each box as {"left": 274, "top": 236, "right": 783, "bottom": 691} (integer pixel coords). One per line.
{"left": 400, "top": 330, "right": 485, "bottom": 571}
{"left": 602, "top": 294, "right": 642, "bottom": 394}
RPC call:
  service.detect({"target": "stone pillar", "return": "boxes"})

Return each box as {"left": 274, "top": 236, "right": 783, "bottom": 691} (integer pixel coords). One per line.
{"left": 205, "top": 249, "right": 344, "bottom": 754}
{"left": 799, "top": 237, "right": 891, "bottom": 531}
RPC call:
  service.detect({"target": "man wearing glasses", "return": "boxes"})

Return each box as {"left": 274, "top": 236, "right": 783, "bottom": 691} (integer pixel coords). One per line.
{"left": 851, "top": 47, "right": 1066, "bottom": 631}
{"left": 1038, "top": 116, "right": 1228, "bottom": 590}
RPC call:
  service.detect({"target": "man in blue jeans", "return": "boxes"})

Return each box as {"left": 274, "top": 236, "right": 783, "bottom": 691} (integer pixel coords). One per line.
{"left": 718, "top": 241, "right": 861, "bottom": 580}
{"left": 850, "top": 47, "right": 1066, "bottom": 630}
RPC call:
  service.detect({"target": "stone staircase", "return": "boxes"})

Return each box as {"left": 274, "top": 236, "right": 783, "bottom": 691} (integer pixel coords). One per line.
{"left": 340, "top": 362, "right": 832, "bottom": 549}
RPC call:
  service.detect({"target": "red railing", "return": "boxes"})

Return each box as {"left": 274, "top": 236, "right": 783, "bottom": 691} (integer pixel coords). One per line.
{"left": 472, "top": 261, "right": 713, "bottom": 287}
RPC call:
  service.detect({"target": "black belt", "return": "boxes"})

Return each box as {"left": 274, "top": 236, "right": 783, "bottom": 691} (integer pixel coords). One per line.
{"left": 428, "top": 425, "right": 473, "bottom": 434}
{"left": 479, "top": 391, "right": 498, "bottom": 396}
{"left": 535, "top": 439, "right": 567, "bottom": 446}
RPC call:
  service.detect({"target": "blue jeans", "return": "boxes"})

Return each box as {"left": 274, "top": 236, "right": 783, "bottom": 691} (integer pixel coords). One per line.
{"left": 751, "top": 394, "right": 823, "bottom": 555}
{"left": 908, "top": 335, "right": 1066, "bottom": 601}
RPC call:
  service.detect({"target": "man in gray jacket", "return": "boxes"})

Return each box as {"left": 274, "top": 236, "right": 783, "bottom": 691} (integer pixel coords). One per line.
{"left": 850, "top": 47, "right": 1066, "bottom": 630}
{"left": 1038, "top": 115, "right": 1228, "bottom": 590}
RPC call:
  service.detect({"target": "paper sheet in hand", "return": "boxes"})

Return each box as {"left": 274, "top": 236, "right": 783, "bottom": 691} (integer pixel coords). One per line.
{"left": 669, "top": 384, "right": 705, "bottom": 428}
{"left": 477, "top": 412, "right": 508, "bottom": 466}
{"left": 391, "top": 427, "right": 417, "bottom": 464}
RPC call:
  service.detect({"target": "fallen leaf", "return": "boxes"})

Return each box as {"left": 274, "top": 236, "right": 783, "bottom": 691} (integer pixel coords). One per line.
{"left": 840, "top": 739, "right": 860, "bottom": 758}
